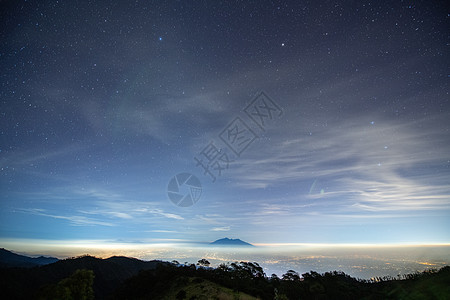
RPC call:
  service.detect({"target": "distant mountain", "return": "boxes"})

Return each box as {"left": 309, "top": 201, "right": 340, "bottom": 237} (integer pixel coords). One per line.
{"left": 210, "top": 238, "right": 254, "bottom": 247}
{"left": 0, "top": 248, "right": 59, "bottom": 268}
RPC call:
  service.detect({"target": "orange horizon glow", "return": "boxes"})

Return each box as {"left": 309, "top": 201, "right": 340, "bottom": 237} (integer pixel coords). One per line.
{"left": 2, "top": 237, "right": 450, "bottom": 252}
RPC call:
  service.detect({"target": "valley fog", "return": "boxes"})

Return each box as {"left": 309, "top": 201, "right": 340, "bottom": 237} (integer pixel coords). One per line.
{"left": 8, "top": 241, "right": 448, "bottom": 280}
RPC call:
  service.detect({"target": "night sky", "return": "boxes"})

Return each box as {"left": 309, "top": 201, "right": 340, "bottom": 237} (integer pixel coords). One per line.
{"left": 1, "top": 1, "right": 449, "bottom": 249}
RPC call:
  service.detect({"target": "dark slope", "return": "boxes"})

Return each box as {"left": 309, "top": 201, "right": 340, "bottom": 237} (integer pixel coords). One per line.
{"left": 1, "top": 248, "right": 449, "bottom": 300}
{"left": 112, "top": 263, "right": 450, "bottom": 300}
{"left": 0, "top": 248, "right": 59, "bottom": 268}
{"left": 0, "top": 254, "right": 165, "bottom": 299}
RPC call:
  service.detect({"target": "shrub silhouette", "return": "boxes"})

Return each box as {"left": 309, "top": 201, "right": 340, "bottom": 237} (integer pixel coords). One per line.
{"left": 37, "top": 269, "right": 94, "bottom": 300}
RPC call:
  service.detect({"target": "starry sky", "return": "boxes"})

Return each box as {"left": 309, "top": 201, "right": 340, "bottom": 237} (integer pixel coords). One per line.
{"left": 1, "top": 0, "right": 449, "bottom": 250}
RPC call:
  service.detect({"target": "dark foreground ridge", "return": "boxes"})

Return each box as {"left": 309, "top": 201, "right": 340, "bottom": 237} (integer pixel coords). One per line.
{"left": 210, "top": 237, "right": 254, "bottom": 247}
{"left": 0, "top": 249, "right": 448, "bottom": 299}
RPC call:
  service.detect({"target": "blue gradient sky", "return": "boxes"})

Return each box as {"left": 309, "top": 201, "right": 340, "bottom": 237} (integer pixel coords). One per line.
{"left": 1, "top": 1, "right": 449, "bottom": 250}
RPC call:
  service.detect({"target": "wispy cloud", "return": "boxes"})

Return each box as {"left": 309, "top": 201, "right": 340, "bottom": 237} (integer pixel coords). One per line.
{"left": 211, "top": 226, "right": 231, "bottom": 232}
{"left": 75, "top": 188, "right": 124, "bottom": 201}
{"left": 79, "top": 210, "right": 133, "bottom": 219}
{"left": 82, "top": 91, "right": 232, "bottom": 144}
{"left": 18, "top": 208, "right": 115, "bottom": 227}
{"left": 12, "top": 186, "right": 185, "bottom": 228}
{"left": 0, "top": 143, "right": 86, "bottom": 170}
{"left": 150, "top": 209, "right": 184, "bottom": 220}
{"left": 227, "top": 113, "right": 450, "bottom": 216}
{"left": 135, "top": 208, "right": 184, "bottom": 220}
{"left": 67, "top": 189, "right": 185, "bottom": 221}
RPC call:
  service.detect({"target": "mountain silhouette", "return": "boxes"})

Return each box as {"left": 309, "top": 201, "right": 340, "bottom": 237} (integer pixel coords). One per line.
{"left": 0, "top": 248, "right": 448, "bottom": 299}
{"left": 0, "top": 248, "right": 59, "bottom": 268}
{"left": 210, "top": 238, "right": 254, "bottom": 246}
{"left": 0, "top": 253, "right": 165, "bottom": 299}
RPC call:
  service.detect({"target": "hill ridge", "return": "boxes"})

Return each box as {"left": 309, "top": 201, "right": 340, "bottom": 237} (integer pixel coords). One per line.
{"left": 0, "top": 248, "right": 59, "bottom": 268}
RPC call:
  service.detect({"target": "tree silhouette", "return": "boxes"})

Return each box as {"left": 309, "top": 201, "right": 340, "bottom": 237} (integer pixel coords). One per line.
{"left": 197, "top": 259, "right": 210, "bottom": 267}
{"left": 282, "top": 270, "right": 300, "bottom": 281}
{"left": 270, "top": 273, "right": 280, "bottom": 282}
{"left": 38, "top": 269, "right": 94, "bottom": 300}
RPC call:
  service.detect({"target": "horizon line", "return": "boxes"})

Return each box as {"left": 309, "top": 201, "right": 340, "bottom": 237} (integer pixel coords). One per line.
{"left": 1, "top": 238, "right": 450, "bottom": 248}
